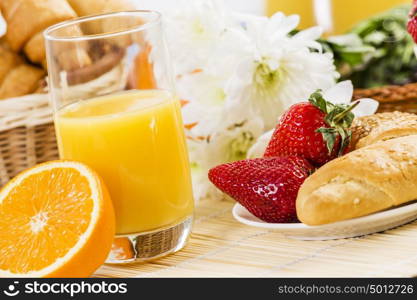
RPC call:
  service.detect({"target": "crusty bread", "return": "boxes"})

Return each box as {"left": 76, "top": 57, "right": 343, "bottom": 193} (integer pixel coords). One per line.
{"left": 1, "top": 0, "right": 77, "bottom": 51}
{"left": 67, "top": 0, "right": 137, "bottom": 47}
{"left": 24, "top": 32, "right": 45, "bottom": 64}
{"left": 351, "top": 112, "right": 417, "bottom": 150}
{"left": 0, "top": 64, "right": 45, "bottom": 99}
{"left": 67, "top": 0, "right": 135, "bottom": 18}
{"left": 46, "top": 24, "right": 92, "bottom": 71}
{"left": 296, "top": 135, "right": 417, "bottom": 225}
{"left": 67, "top": 0, "right": 136, "bottom": 34}
{"left": 0, "top": 45, "right": 23, "bottom": 84}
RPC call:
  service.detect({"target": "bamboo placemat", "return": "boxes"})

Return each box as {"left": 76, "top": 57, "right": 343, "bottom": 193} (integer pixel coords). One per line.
{"left": 94, "top": 197, "right": 417, "bottom": 278}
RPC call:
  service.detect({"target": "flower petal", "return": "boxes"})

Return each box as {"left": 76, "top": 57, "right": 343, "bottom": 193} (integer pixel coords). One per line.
{"left": 322, "top": 80, "right": 353, "bottom": 105}
{"left": 269, "top": 12, "right": 300, "bottom": 36}
{"left": 247, "top": 130, "right": 274, "bottom": 159}
{"left": 292, "top": 26, "right": 323, "bottom": 50}
{"left": 0, "top": 12, "right": 6, "bottom": 38}
{"left": 352, "top": 98, "right": 379, "bottom": 117}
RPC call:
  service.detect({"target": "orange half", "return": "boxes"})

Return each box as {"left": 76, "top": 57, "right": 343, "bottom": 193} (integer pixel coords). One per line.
{"left": 0, "top": 160, "right": 115, "bottom": 277}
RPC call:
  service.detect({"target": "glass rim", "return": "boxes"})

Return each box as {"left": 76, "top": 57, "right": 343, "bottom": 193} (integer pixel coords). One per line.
{"left": 43, "top": 10, "right": 161, "bottom": 42}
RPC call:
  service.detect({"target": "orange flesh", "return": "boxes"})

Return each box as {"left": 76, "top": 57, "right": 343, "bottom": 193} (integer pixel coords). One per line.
{"left": 0, "top": 168, "right": 93, "bottom": 274}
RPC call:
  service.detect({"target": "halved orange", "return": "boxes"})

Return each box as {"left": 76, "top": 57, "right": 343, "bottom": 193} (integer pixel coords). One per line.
{"left": 0, "top": 160, "right": 115, "bottom": 277}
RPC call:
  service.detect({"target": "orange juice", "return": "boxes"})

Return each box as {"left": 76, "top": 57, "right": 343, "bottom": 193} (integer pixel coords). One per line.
{"left": 330, "top": 0, "right": 409, "bottom": 34}
{"left": 266, "top": 0, "right": 316, "bottom": 29}
{"left": 266, "top": 0, "right": 409, "bottom": 34}
{"left": 55, "top": 90, "right": 194, "bottom": 234}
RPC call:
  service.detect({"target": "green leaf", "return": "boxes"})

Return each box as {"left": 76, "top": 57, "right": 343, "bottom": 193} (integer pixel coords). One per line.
{"left": 308, "top": 90, "right": 328, "bottom": 113}
{"left": 321, "top": 4, "right": 417, "bottom": 88}
{"left": 316, "top": 128, "right": 337, "bottom": 154}
{"left": 309, "top": 90, "right": 358, "bottom": 156}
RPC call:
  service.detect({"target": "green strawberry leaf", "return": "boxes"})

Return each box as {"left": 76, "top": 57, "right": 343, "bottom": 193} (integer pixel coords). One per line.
{"left": 316, "top": 127, "right": 337, "bottom": 154}
{"left": 308, "top": 90, "right": 329, "bottom": 113}
{"left": 310, "top": 90, "right": 358, "bottom": 156}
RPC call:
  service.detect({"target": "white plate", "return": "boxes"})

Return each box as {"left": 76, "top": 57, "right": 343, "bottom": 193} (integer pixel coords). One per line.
{"left": 232, "top": 202, "right": 417, "bottom": 240}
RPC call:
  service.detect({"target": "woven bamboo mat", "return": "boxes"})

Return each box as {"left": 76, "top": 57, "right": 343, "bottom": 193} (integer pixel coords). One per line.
{"left": 94, "top": 197, "right": 417, "bottom": 278}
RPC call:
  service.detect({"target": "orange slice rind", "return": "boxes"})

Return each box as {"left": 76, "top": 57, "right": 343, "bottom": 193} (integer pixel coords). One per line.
{"left": 0, "top": 160, "right": 115, "bottom": 277}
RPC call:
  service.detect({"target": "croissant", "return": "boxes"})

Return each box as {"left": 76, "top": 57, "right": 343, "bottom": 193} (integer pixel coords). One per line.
{"left": 0, "top": 64, "right": 45, "bottom": 99}
{"left": 0, "top": 43, "right": 23, "bottom": 85}
{"left": 67, "top": 0, "right": 137, "bottom": 47}
{"left": 67, "top": 0, "right": 136, "bottom": 19}
{"left": 0, "top": 0, "right": 77, "bottom": 63}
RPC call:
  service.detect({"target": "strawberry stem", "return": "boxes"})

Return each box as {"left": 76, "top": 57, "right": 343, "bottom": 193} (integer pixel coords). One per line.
{"left": 333, "top": 101, "right": 360, "bottom": 123}
{"left": 309, "top": 90, "right": 357, "bottom": 156}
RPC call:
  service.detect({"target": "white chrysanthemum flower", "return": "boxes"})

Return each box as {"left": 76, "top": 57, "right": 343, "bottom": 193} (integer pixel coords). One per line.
{"left": 0, "top": 12, "right": 6, "bottom": 38}
{"left": 246, "top": 130, "right": 274, "bottom": 159}
{"left": 213, "top": 12, "right": 339, "bottom": 130}
{"left": 164, "top": 0, "right": 235, "bottom": 75}
{"left": 178, "top": 71, "right": 228, "bottom": 137}
{"left": 163, "top": 1, "right": 352, "bottom": 200}
{"left": 246, "top": 80, "right": 380, "bottom": 158}
{"left": 322, "top": 80, "right": 379, "bottom": 117}
{"left": 188, "top": 116, "right": 264, "bottom": 199}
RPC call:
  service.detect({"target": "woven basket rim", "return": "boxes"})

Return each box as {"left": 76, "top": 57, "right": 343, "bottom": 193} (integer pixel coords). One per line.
{"left": 0, "top": 93, "right": 50, "bottom": 111}
{"left": 0, "top": 93, "right": 52, "bottom": 131}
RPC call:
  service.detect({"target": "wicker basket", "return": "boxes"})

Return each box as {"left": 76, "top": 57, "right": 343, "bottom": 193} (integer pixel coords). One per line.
{"left": 353, "top": 82, "right": 417, "bottom": 113}
{"left": 0, "top": 56, "right": 129, "bottom": 187}
{"left": 0, "top": 94, "right": 58, "bottom": 186}
{"left": 0, "top": 82, "right": 416, "bottom": 188}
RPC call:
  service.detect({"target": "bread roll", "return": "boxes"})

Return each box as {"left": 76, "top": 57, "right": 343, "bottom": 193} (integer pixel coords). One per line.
{"left": 296, "top": 135, "right": 417, "bottom": 225}
{"left": 47, "top": 24, "right": 92, "bottom": 71}
{"left": 1, "top": 0, "right": 77, "bottom": 51}
{"left": 67, "top": 0, "right": 135, "bottom": 18}
{"left": 57, "top": 47, "right": 92, "bottom": 72}
{"left": 24, "top": 32, "right": 45, "bottom": 64}
{"left": 67, "top": 0, "right": 137, "bottom": 47}
{"left": 351, "top": 112, "right": 417, "bottom": 150}
{"left": 0, "top": 45, "right": 23, "bottom": 84}
{"left": 0, "top": 64, "right": 45, "bottom": 99}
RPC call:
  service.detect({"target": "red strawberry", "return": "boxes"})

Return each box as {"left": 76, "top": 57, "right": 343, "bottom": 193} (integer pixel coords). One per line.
{"left": 410, "top": 0, "right": 417, "bottom": 17}
{"left": 208, "top": 156, "right": 314, "bottom": 223}
{"left": 408, "top": 1, "right": 417, "bottom": 43}
{"left": 264, "top": 91, "right": 356, "bottom": 167}
{"left": 408, "top": 17, "right": 417, "bottom": 44}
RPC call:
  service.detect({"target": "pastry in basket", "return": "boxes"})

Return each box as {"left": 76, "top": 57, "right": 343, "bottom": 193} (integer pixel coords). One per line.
{"left": 67, "top": 0, "right": 136, "bottom": 18}
{"left": 0, "top": 0, "right": 136, "bottom": 100}
{"left": 0, "top": 0, "right": 135, "bottom": 67}
{"left": 0, "top": 0, "right": 77, "bottom": 64}
{"left": 52, "top": 24, "right": 93, "bottom": 72}
{"left": 0, "top": 64, "right": 45, "bottom": 99}
{"left": 67, "top": 0, "right": 139, "bottom": 48}
{"left": 0, "top": 43, "right": 22, "bottom": 85}
{"left": 67, "top": 0, "right": 137, "bottom": 35}
{"left": 209, "top": 89, "right": 417, "bottom": 226}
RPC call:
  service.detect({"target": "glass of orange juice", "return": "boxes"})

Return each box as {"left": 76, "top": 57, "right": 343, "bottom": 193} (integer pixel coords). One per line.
{"left": 267, "top": 0, "right": 409, "bottom": 35}
{"left": 44, "top": 11, "right": 194, "bottom": 263}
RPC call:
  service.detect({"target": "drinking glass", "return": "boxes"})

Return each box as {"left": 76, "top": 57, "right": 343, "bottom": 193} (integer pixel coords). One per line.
{"left": 44, "top": 11, "right": 194, "bottom": 263}
{"left": 267, "top": 0, "right": 409, "bottom": 35}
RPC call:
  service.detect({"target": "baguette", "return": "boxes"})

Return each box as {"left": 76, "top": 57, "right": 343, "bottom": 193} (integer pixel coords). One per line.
{"left": 296, "top": 135, "right": 417, "bottom": 225}
{"left": 351, "top": 112, "right": 417, "bottom": 150}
